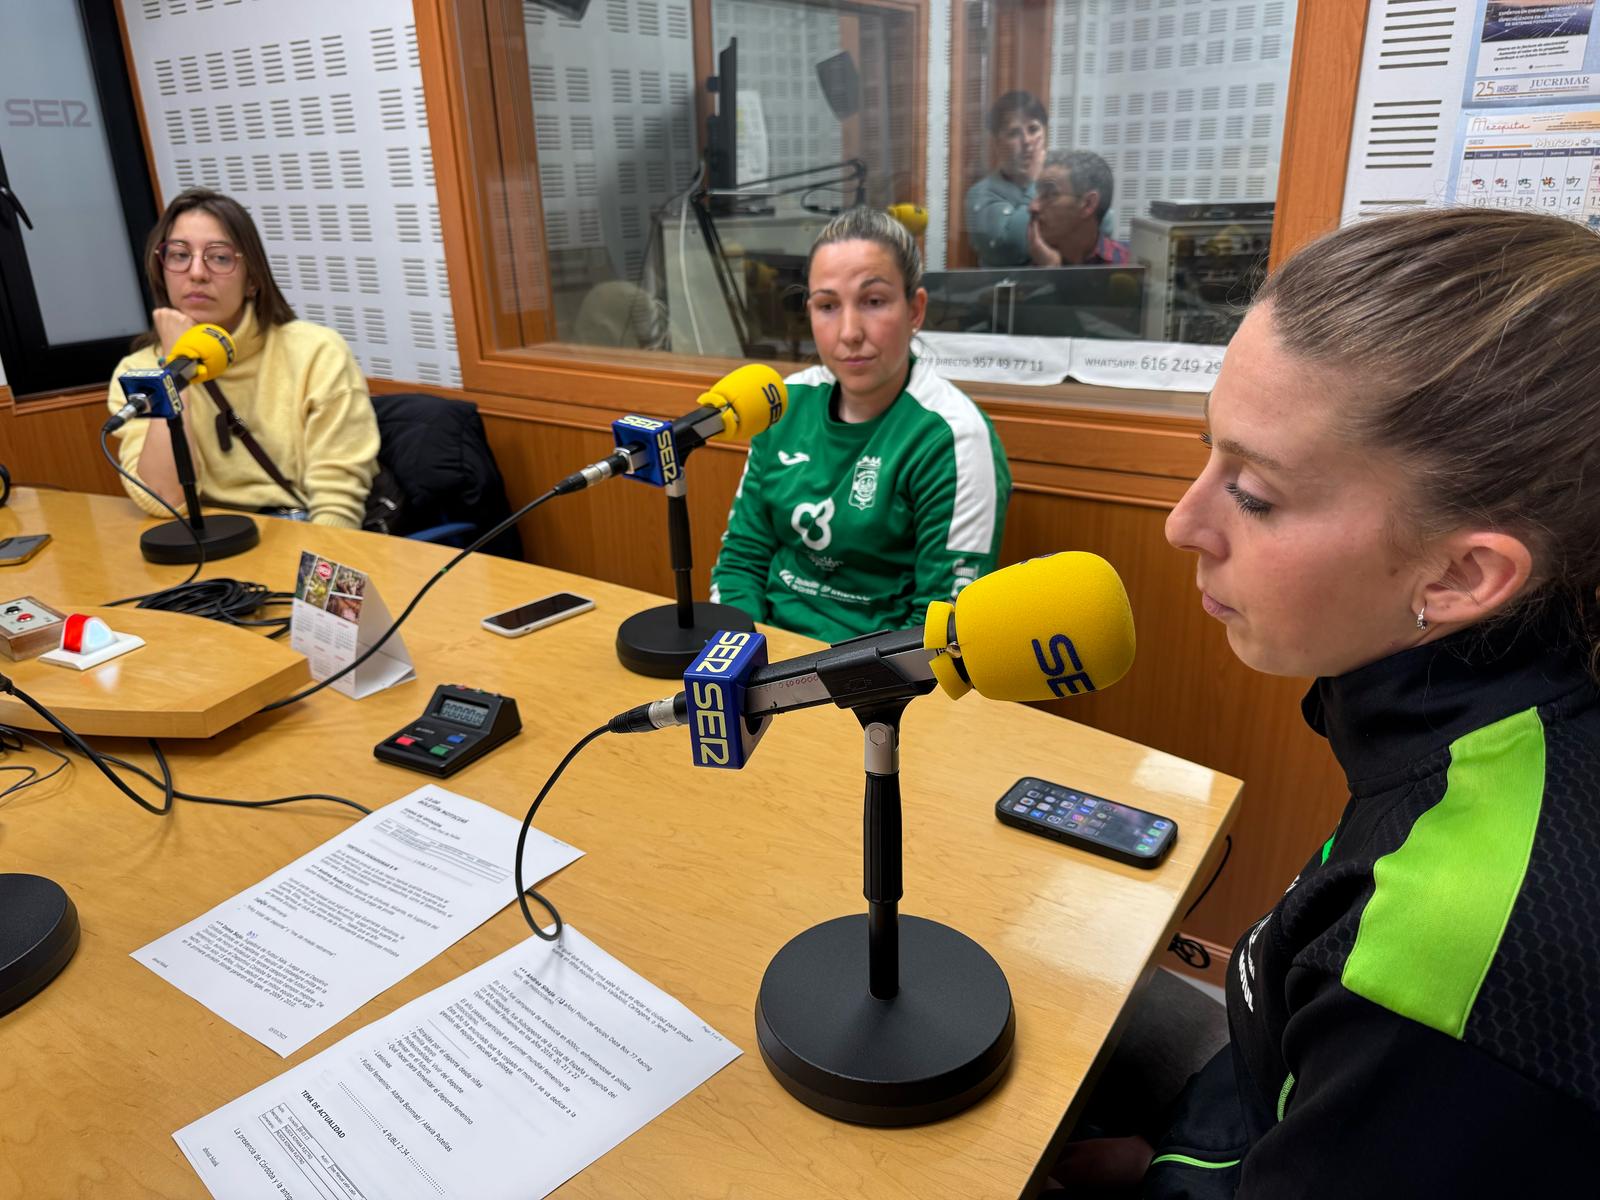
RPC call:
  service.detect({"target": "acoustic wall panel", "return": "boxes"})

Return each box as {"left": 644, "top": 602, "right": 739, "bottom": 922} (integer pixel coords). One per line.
{"left": 1341, "top": 1, "right": 1475, "bottom": 223}
{"left": 1048, "top": 0, "right": 1297, "bottom": 242}
{"left": 527, "top": 0, "right": 697, "bottom": 298}
{"left": 710, "top": 0, "right": 844, "bottom": 189}
{"left": 123, "top": 0, "right": 460, "bottom": 387}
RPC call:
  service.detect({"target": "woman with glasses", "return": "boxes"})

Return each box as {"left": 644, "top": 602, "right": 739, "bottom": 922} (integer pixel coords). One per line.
{"left": 105, "top": 188, "right": 378, "bottom": 528}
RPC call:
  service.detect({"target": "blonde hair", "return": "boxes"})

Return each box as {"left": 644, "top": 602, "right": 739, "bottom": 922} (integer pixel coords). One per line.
{"left": 806, "top": 206, "right": 923, "bottom": 297}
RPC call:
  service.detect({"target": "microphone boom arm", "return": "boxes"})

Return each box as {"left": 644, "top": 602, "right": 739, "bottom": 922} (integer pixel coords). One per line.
{"left": 742, "top": 627, "right": 936, "bottom": 716}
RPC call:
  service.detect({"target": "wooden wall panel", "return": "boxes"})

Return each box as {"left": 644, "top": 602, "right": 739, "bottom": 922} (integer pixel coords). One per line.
{"left": 478, "top": 407, "right": 747, "bottom": 598}
{"left": 0, "top": 390, "right": 124, "bottom": 496}
{"left": 1269, "top": 0, "right": 1368, "bottom": 268}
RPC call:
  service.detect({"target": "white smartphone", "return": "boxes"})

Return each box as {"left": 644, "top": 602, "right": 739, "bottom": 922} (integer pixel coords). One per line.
{"left": 481, "top": 591, "right": 595, "bottom": 637}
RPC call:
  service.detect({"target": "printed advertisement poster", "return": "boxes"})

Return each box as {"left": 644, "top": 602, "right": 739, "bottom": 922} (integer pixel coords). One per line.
{"left": 1471, "top": 1, "right": 1600, "bottom": 102}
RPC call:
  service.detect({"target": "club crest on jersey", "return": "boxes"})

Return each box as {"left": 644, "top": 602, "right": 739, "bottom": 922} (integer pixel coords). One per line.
{"left": 849, "top": 455, "right": 882, "bottom": 511}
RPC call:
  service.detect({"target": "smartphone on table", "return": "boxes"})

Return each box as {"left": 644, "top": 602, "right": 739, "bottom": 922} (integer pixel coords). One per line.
{"left": 995, "top": 776, "right": 1177, "bottom": 868}
{"left": 0, "top": 534, "right": 51, "bottom": 566}
{"left": 481, "top": 592, "right": 595, "bottom": 637}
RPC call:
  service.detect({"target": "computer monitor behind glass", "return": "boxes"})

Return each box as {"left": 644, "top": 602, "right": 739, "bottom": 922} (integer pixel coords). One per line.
{"left": 921, "top": 264, "right": 1146, "bottom": 339}
{"left": 706, "top": 38, "right": 738, "bottom": 213}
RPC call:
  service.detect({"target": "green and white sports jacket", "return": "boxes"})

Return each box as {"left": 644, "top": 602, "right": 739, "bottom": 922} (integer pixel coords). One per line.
{"left": 710, "top": 359, "right": 1011, "bottom": 644}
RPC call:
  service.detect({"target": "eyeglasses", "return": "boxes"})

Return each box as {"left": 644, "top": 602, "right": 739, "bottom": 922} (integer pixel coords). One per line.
{"left": 156, "top": 241, "right": 240, "bottom": 275}
{"left": 1032, "top": 182, "right": 1077, "bottom": 205}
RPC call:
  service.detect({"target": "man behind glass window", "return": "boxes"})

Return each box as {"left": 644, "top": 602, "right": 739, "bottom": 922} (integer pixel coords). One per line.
{"left": 965, "top": 91, "right": 1047, "bottom": 267}
{"left": 1027, "top": 150, "right": 1131, "bottom": 266}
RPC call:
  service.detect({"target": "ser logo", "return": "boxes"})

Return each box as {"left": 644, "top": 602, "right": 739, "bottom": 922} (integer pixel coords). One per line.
{"left": 695, "top": 630, "right": 750, "bottom": 673}
{"left": 5, "top": 99, "right": 93, "bottom": 128}
{"left": 762, "top": 381, "right": 784, "bottom": 428}
{"left": 1032, "top": 633, "right": 1096, "bottom": 697}
{"left": 690, "top": 632, "right": 751, "bottom": 765}
{"left": 686, "top": 629, "right": 767, "bottom": 768}
{"left": 655, "top": 426, "right": 679, "bottom": 483}
{"left": 691, "top": 680, "right": 731, "bottom": 765}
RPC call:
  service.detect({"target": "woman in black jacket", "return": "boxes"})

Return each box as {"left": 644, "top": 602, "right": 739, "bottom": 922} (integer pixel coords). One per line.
{"left": 1070, "top": 206, "right": 1600, "bottom": 1198}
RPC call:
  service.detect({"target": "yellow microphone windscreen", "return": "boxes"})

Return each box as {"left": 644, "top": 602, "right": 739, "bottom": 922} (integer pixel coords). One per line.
{"left": 951, "top": 552, "right": 1135, "bottom": 702}
{"left": 923, "top": 599, "right": 970, "bottom": 699}
{"left": 167, "top": 323, "right": 237, "bottom": 382}
{"left": 700, "top": 364, "right": 788, "bottom": 439}
{"left": 887, "top": 203, "right": 928, "bottom": 237}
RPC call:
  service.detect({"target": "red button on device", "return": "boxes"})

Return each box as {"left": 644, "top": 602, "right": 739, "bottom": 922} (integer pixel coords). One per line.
{"left": 395, "top": 735, "right": 417, "bottom": 747}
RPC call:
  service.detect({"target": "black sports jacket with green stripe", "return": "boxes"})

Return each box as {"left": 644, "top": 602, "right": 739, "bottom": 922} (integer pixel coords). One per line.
{"left": 1146, "top": 617, "right": 1600, "bottom": 1198}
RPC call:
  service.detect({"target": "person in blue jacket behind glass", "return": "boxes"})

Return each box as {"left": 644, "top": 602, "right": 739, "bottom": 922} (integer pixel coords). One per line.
{"left": 964, "top": 90, "right": 1047, "bottom": 268}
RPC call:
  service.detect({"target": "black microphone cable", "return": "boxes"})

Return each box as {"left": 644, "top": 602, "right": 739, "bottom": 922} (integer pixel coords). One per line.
{"left": 95, "top": 439, "right": 562, "bottom": 704}
{"left": 107, "top": 577, "right": 294, "bottom": 637}
{"left": 0, "top": 724, "right": 71, "bottom": 807}
{"left": 513, "top": 723, "right": 612, "bottom": 943}
{"left": 0, "top": 673, "right": 368, "bottom": 818}
{"left": 1167, "top": 834, "right": 1233, "bottom": 970}
{"left": 101, "top": 428, "right": 300, "bottom": 636}
{"left": 99, "top": 428, "right": 205, "bottom": 588}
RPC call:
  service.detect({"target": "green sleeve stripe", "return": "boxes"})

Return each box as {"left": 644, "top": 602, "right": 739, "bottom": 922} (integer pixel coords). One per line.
{"left": 1276, "top": 1072, "right": 1295, "bottom": 1121}
{"left": 1341, "top": 706, "right": 1546, "bottom": 1039}
{"left": 1149, "top": 1153, "right": 1243, "bottom": 1169}
{"left": 1319, "top": 833, "right": 1335, "bottom": 865}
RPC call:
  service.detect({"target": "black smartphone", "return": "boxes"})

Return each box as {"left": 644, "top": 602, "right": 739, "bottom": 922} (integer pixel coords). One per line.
{"left": 0, "top": 534, "right": 50, "bottom": 566}
{"left": 995, "top": 776, "right": 1176, "bottom": 868}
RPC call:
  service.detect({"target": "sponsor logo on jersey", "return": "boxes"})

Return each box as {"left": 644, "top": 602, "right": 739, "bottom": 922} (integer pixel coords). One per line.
{"left": 790, "top": 499, "right": 834, "bottom": 550}
{"left": 950, "top": 558, "right": 979, "bottom": 597}
{"left": 778, "top": 450, "right": 810, "bottom": 467}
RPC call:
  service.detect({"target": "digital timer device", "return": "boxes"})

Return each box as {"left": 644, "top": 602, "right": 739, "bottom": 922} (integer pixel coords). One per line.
{"left": 373, "top": 684, "right": 522, "bottom": 777}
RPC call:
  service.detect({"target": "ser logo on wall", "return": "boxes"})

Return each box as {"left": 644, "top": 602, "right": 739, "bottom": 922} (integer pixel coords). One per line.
{"left": 4, "top": 99, "right": 93, "bottom": 128}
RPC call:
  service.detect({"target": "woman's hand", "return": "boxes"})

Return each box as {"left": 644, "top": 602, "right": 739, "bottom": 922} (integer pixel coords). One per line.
{"left": 1027, "top": 217, "right": 1063, "bottom": 267}
{"left": 152, "top": 307, "right": 193, "bottom": 359}
{"left": 1048, "top": 1135, "right": 1154, "bottom": 1193}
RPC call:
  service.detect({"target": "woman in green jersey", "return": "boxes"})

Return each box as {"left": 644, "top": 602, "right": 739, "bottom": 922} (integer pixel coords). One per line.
{"left": 710, "top": 208, "right": 1012, "bottom": 643}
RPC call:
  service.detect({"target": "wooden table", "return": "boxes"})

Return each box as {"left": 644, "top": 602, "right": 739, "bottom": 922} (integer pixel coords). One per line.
{"left": 0, "top": 489, "right": 1240, "bottom": 1198}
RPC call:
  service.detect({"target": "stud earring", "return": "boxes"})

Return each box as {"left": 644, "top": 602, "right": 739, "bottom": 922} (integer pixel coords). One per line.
{"left": 1416, "top": 605, "right": 1428, "bottom": 632}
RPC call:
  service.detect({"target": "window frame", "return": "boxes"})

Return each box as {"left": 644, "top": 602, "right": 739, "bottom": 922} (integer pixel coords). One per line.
{"left": 416, "top": 0, "right": 1367, "bottom": 431}
{"left": 0, "top": 0, "right": 160, "bottom": 401}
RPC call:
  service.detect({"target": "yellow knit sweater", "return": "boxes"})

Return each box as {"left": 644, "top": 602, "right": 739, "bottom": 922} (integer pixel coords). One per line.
{"left": 107, "top": 308, "right": 380, "bottom": 528}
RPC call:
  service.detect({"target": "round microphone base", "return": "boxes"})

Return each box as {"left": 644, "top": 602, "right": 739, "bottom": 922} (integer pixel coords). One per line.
{"left": 614, "top": 602, "right": 756, "bottom": 678}
{"left": 755, "top": 914, "right": 1015, "bottom": 1126}
{"left": 0, "top": 874, "right": 80, "bottom": 1016}
{"left": 139, "top": 513, "right": 259, "bottom": 565}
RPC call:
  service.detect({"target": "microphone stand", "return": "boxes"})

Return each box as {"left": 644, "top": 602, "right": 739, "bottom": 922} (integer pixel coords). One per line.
{"left": 754, "top": 691, "right": 1015, "bottom": 1125}
{"left": 614, "top": 473, "right": 754, "bottom": 678}
{"left": 139, "top": 409, "right": 259, "bottom": 564}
